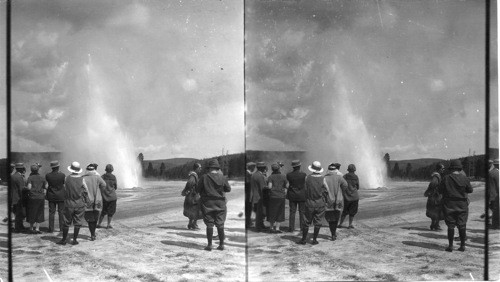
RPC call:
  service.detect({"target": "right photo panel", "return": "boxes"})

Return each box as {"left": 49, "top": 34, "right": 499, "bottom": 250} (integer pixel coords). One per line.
{"left": 245, "top": 0, "right": 489, "bottom": 280}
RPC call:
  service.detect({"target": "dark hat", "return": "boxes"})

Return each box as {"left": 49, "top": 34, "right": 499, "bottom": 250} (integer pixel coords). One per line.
{"left": 449, "top": 160, "right": 463, "bottom": 170}
{"left": 256, "top": 162, "right": 266, "bottom": 168}
{"left": 15, "top": 163, "right": 24, "bottom": 169}
{"left": 308, "top": 161, "right": 324, "bottom": 173}
{"left": 328, "top": 163, "right": 337, "bottom": 170}
{"left": 10, "top": 163, "right": 15, "bottom": 168}
{"left": 86, "top": 163, "right": 96, "bottom": 171}
{"left": 246, "top": 162, "right": 256, "bottom": 168}
{"left": 68, "top": 162, "right": 82, "bottom": 173}
{"left": 291, "top": 160, "right": 301, "bottom": 167}
{"left": 348, "top": 164, "right": 356, "bottom": 172}
{"left": 30, "top": 164, "right": 40, "bottom": 172}
{"left": 271, "top": 163, "right": 280, "bottom": 171}
{"left": 207, "top": 159, "right": 221, "bottom": 169}
{"left": 50, "top": 161, "right": 60, "bottom": 168}
{"left": 489, "top": 159, "right": 494, "bottom": 164}
{"left": 277, "top": 161, "right": 284, "bottom": 167}
{"left": 105, "top": 164, "right": 114, "bottom": 172}
{"left": 334, "top": 163, "right": 341, "bottom": 169}
{"left": 495, "top": 159, "right": 500, "bottom": 165}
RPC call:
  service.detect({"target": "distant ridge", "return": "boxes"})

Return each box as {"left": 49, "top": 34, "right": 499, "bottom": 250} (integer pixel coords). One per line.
{"left": 143, "top": 158, "right": 196, "bottom": 171}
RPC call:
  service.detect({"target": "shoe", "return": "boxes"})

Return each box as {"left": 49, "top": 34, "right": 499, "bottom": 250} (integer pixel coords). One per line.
{"left": 35, "top": 230, "right": 42, "bottom": 234}
{"left": 331, "top": 235, "right": 337, "bottom": 241}
{"left": 107, "top": 225, "right": 113, "bottom": 229}
{"left": 445, "top": 246, "right": 453, "bottom": 252}
{"left": 430, "top": 225, "right": 435, "bottom": 231}
{"left": 90, "top": 236, "right": 96, "bottom": 241}
{"left": 192, "top": 225, "right": 200, "bottom": 230}
{"left": 435, "top": 226, "right": 442, "bottom": 231}
{"left": 288, "top": 228, "right": 294, "bottom": 233}
{"left": 71, "top": 240, "right": 79, "bottom": 245}
{"left": 458, "top": 245, "right": 465, "bottom": 252}
{"left": 296, "top": 240, "right": 306, "bottom": 245}
{"left": 187, "top": 224, "right": 193, "bottom": 230}
{"left": 311, "top": 240, "right": 319, "bottom": 245}
{"left": 96, "top": 225, "right": 102, "bottom": 229}
{"left": 204, "top": 245, "right": 212, "bottom": 251}
{"left": 56, "top": 239, "right": 67, "bottom": 245}
{"left": 276, "top": 230, "right": 283, "bottom": 234}
{"left": 47, "top": 228, "right": 53, "bottom": 233}
{"left": 217, "top": 244, "right": 224, "bottom": 251}
{"left": 347, "top": 225, "right": 354, "bottom": 229}
{"left": 2, "top": 217, "right": 8, "bottom": 223}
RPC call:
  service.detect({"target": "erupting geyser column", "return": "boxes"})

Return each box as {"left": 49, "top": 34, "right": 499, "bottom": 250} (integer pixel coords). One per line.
{"left": 84, "top": 54, "right": 141, "bottom": 188}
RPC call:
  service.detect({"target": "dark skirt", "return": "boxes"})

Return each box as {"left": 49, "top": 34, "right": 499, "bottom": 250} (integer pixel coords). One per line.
{"left": 325, "top": 210, "right": 341, "bottom": 222}
{"left": 27, "top": 198, "right": 45, "bottom": 223}
{"left": 102, "top": 200, "right": 117, "bottom": 217}
{"left": 342, "top": 199, "right": 359, "bottom": 216}
{"left": 425, "top": 197, "right": 444, "bottom": 220}
{"left": 267, "top": 197, "right": 285, "bottom": 223}
{"left": 183, "top": 198, "right": 202, "bottom": 220}
{"left": 84, "top": 210, "right": 100, "bottom": 222}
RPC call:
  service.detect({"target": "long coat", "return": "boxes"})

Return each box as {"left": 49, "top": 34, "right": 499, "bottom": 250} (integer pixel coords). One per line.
{"left": 424, "top": 172, "right": 444, "bottom": 220}
{"left": 82, "top": 171, "right": 106, "bottom": 212}
{"left": 250, "top": 171, "right": 266, "bottom": 204}
{"left": 324, "top": 172, "right": 347, "bottom": 212}
{"left": 181, "top": 171, "right": 202, "bottom": 219}
{"left": 439, "top": 171, "right": 473, "bottom": 227}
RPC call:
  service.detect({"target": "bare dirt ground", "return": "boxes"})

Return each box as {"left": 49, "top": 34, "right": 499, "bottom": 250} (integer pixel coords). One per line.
{"left": 5, "top": 180, "right": 245, "bottom": 281}
{"left": 247, "top": 181, "right": 493, "bottom": 281}
{"left": 0, "top": 186, "right": 8, "bottom": 281}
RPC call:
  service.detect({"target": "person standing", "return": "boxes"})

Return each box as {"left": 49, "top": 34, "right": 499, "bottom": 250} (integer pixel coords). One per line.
{"left": 11, "top": 163, "right": 27, "bottom": 232}
{"left": 298, "top": 161, "right": 328, "bottom": 245}
{"left": 488, "top": 159, "right": 499, "bottom": 229}
{"left": 339, "top": 164, "right": 360, "bottom": 229}
{"left": 98, "top": 164, "right": 118, "bottom": 229}
{"left": 45, "top": 161, "right": 66, "bottom": 233}
{"left": 439, "top": 159, "right": 473, "bottom": 252}
{"left": 245, "top": 162, "right": 256, "bottom": 228}
{"left": 286, "top": 160, "right": 307, "bottom": 233}
{"left": 181, "top": 163, "right": 202, "bottom": 230}
{"left": 324, "top": 163, "right": 347, "bottom": 241}
{"left": 424, "top": 163, "right": 445, "bottom": 231}
{"left": 250, "top": 162, "right": 268, "bottom": 232}
{"left": 26, "top": 164, "right": 48, "bottom": 234}
{"left": 196, "top": 159, "right": 231, "bottom": 251}
{"left": 82, "top": 163, "right": 106, "bottom": 241}
{"left": 58, "top": 161, "right": 87, "bottom": 245}
{"left": 266, "top": 163, "right": 288, "bottom": 233}
{"left": 332, "top": 163, "right": 343, "bottom": 176}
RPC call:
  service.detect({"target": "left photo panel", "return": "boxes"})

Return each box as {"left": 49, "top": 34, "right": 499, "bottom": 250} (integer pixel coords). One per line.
{"left": 9, "top": 0, "right": 245, "bottom": 281}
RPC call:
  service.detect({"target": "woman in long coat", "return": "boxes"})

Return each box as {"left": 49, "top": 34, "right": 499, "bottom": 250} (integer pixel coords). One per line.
{"left": 82, "top": 163, "right": 106, "bottom": 241}
{"left": 26, "top": 164, "right": 47, "bottom": 234}
{"left": 181, "top": 163, "right": 203, "bottom": 230}
{"left": 266, "top": 164, "right": 288, "bottom": 233}
{"left": 324, "top": 163, "right": 347, "bottom": 240}
{"left": 424, "top": 163, "right": 445, "bottom": 230}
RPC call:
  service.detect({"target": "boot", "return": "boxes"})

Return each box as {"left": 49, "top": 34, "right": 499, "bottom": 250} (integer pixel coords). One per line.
{"left": 72, "top": 227, "right": 80, "bottom": 245}
{"left": 57, "top": 227, "right": 69, "bottom": 245}
{"left": 97, "top": 215, "right": 104, "bottom": 228}
{"left": 89, "top": 222, "right": 96, "bottom": 241}
{"left": 338, "top": 215, "right": 346, "bottom": 228}
{"left": 435, "top": 220, "right": 442, "bottom": 231}
{"left": 348, "top": 216, "right": 354, "bottom": 229}
{"left": 297, "top": 227, "right": 308, "bottom": 245}
{"left": 329, "top": 221, "right": 338, "bottom": 241}
{"left": 204, "top": 227, "right": 213, "bottom": 251}
{"left": 192, "top": 220, "right": 200, "bottom": 230}
{"left": 445, "top": 228, "right": 454, "bottom": 252}
{"left": 187, "top": 219, "right": 193, "bottom": 230}
{"left": 216, "top": 227, "right": 225, "bottom": 250}
{"left": 312, "top": 226, "right": 320, "bottom": 245}
{"left": 458, "top": 228, "right": 466, "bottom": 252}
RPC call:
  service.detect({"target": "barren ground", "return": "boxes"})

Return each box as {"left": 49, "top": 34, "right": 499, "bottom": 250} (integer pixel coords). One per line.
{"left": 5, "top": 180, "right": 246, "bottom": 281}
{"left": 247, "top": 181, "right": 496, "bottom": 281}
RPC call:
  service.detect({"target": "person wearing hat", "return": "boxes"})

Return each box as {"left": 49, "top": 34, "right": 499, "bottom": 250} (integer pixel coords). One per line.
{"left": 332, "top": 163, "right": 343, "bottom": 176}
{"left": 424, "top": 163, "right": 445, "bottom": 231}
{"left": 488, "top": 159, "right": 499, "bottom": 229}
{"left": 58, "top": 161, "right": 87, "bottom": 245}
{"left": 324, "top": 163, "right": 348, "bottom": 241}
{"left": 3, "top": 164, "right": 16, "bottom": 224}
{"left": 298, "top": 161, "right": 329, "bottom": 245}
{"left": 245, "top": 162, "right": 256, "bottom": 228}
{"left": 26, "top": 163, "right": 48, "bottom": 234}
{"left": 286, "top": 160, "right": 307, "bottom": 233}
{"left": 98, "top": 164, "right": 119, "bottom": 229}
{"left": 181, "top": 163, "right": 203, "bottom": 230}
{"left": 82, "top": 163, "right": 107, "bottom": 241}
{"left": 196, "top": 159, "right": 231, "bottom": 251}
{"left": 45, "top": 161, "right": 66, "bottom": 233}
{"left": 338, "top": 164, "right": 360, "bottom": 229}
{"left": 266, "top": 163, "right": 288, "bottom": 233}
{"left": 481, "top": 160, "right": 495, "bottom": 220}
{"left": 250, "top": 162, "right": 268, "bottom": 232}
{"left": 11, "top": 163, "right": 27, "bottom": 232}
{"left": 438, "top": 159, "right": 473, "bottom": 252}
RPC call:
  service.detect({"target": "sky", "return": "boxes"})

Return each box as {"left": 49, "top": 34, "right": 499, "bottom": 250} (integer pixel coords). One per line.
{"left": 246, "top": 0, "right": 489, "bottom": 161}
{"left": 0, "top": 2, "right": 5, "bottom": 158}
{"left": 10, "top": 0, "right": 244, "bottom": 161}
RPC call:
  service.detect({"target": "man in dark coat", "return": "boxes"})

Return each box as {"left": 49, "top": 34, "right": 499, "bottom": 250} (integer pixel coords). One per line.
{"left": 181, "top": 163, "right": 202, "bottom": 230}
{"left": 45, "top": 161, "right": 66, "bottom": 233}
{"left": 98, "top": 164, "right": 119, "bottom": 229}
{"left": 286, "top": 160, "right": 307, "bottom": 233}
{"left": 245, "top": 162, "right": 256, "bottom": 228}
{"left": 439, "top": 159, "right": 473, "bottom": 252}
{"left": 339, "top": 164, "right": 360, "bottom": 229}
{"left": 250, "top": 162, "right": 267, "bottom": 232}
{"left": 489, "top": 159, "right": 499, "bottom": 229}
{"left": 298, "top": 161, "right": 329, "bottom": 245}
{"left": 196, "top": 159, "right": 231, "bottom": 251}
{"left": 11, "top": 163, "right": 27, "bottom": 232}
{"left": 424, "top": 163, "right": 445, "bottom": 231}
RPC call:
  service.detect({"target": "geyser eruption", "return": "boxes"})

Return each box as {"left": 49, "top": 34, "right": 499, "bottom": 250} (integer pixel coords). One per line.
{"left": 83, "top": 54, "right": 141, "bottom": 188}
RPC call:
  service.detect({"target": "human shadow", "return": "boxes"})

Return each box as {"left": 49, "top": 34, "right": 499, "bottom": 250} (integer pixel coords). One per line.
{"left": 410, "top": 232, "right": 447, "bottom": 240}
{"left": 41, "top": 233, "right": 92, "bottom": 244}
{"left": 280, "top": 235, "right": 301, "bottom": 244}
{"left": 402, "top": 240, "right": 444, "bottom": 251}
{"left": 225, "top": 227, "right": 245, "bottom": 233}
{"left": 158, "top": 226, "right": 191, "bottom": 232}
{"left": 401, "top": 226, "right": 433, "bottom": 232}
{"left": 161, "top": 240, "right": 206, "bottom": 250}
{"left": 468, "top": 229, "right": 484, "bottom": 234}
{"left": 176, "top": 232, "right": 205, "bottom": 239}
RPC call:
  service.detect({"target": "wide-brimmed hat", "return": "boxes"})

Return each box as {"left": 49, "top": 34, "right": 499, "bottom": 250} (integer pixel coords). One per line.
{"left": 246, "top": 162, "right": 256, "bottom": 168}
{"left": 68, "top": 162, "right": 82, "bottom": 174}
{"left": 328, "top": 163, "right": 337, "bottom": 170}
{"left": 105, "top": 164, "right": 114, "bottom": 172}
{"left": 50, "top": 161, "right": 60, "bottom": 168}
{"left": 14, "top": 163, "right": 24, "bottom": 169}
{"left": 207, "top": 159, "right": 221, "bottom": 169}
{"left": 291, "top": 160, "right": 301, "bottom": 167}
{"left": 348, "top": 164, "right": 356, "bottom": 172}
{"left": 256, "top": 162, "right": 266, "bottom": 168}
{"left": 308, "top": 161, "right": 324, "bottom": 173}
{"left": 449, "top": 160, "right": 463, "bottom": 170}
{"left": 86, "top": 163, "right": 96, "bottom": 171}
{"left": 30, "top": 164, "right": 40, "bottom": 172}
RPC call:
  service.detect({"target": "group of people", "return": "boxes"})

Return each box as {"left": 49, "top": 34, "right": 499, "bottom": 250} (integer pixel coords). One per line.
{"left": 181, "top": 159, "right": 231, "bottom": 251}
{"left": 424, "top": 159, "right": 499, "bottom": 252}
{"left": 245, "top": 159, "right": 360, "bottom": 245}
{"left": 9, "top": 160, "right": 118, "bottom": 245}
